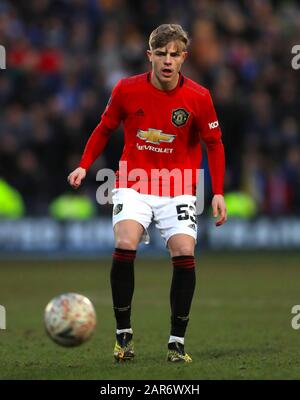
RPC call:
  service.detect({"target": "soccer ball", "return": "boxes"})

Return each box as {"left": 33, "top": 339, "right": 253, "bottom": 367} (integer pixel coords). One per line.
{"left": 44, "top": 293, "right": 96, "bottom": 347}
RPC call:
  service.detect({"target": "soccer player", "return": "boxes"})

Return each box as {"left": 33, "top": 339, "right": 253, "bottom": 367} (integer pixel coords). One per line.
{"left": 68, "top": 24, "right": 227, "bottom": 363}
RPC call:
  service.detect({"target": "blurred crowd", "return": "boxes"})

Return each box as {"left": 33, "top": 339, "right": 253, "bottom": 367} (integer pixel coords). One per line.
{"left": 0, "top": 0, "right": 299, "bottom": 216}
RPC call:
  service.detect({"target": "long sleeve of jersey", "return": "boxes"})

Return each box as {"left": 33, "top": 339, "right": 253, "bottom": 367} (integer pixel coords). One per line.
{"left": 198, "top": 90, "right": 225, "bottom": 195}
{"left": 78, "top": 80, "right": 124, "bottom": 170}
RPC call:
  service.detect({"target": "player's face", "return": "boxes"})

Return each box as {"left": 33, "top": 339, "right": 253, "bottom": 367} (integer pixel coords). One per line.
{"left": 147, "top": 41, "right": 187, "bottom": 89}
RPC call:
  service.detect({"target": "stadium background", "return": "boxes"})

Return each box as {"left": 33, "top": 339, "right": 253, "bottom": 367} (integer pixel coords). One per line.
{"left": 1, "top": 0, "right": 300, "bottom": 254}
{"left": 1, "top": 0, "right": 300, "bottom": 380}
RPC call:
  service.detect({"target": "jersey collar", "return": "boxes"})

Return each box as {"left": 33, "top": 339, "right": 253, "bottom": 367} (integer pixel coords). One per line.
{"left": 147, "top": 71, "right": 184, "bottom": 95}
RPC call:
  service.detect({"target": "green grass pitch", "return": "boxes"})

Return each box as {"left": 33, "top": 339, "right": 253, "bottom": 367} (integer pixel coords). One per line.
{"left": 1, "top": 251, "right": 300, "bottom": 380}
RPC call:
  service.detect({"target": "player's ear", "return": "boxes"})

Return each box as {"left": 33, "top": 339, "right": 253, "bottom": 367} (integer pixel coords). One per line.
{"left": 146, "top": 50, "right": 152, "bottom": 62}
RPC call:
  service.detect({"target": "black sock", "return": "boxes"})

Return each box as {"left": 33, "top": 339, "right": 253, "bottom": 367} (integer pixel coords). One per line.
{"left": 110, "top": 248, "right": 136, "bottom": 330}
{"left": 170, "top": 255, "right": 196, "bottom": 338}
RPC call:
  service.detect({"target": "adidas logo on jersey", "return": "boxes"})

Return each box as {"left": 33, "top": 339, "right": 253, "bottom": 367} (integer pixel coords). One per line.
{"left": 135, "top": 108, "right": 145, "bottom": 116}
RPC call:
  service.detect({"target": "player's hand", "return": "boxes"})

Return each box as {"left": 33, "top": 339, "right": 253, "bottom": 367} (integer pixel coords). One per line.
{"left": 68, "top": 167, "right": 86, "bottom": 189}
{"left": 212, "top": 194, "right": 227, "bottom": 227}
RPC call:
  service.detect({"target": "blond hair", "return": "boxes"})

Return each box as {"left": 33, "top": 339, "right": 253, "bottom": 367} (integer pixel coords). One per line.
{"left": 149, "top": 24, "right": 189, "bottom": 51}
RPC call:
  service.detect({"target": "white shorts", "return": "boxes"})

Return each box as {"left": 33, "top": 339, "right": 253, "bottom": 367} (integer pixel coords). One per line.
{"left": 112, "top": 188, "right": 197, "bottom": 246}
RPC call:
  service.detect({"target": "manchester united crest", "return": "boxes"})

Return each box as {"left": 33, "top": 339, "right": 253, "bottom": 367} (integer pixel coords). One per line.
{"left": 172, "top": 108, "right": 190, "bottom": 127}
{"left": 113, "top": 204, "right": 123, "bottom": 215}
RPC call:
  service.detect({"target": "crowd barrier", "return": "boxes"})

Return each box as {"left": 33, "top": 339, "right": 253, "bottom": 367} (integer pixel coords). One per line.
{"left": 0, "top": 217, "right": 300, "bottom": 256}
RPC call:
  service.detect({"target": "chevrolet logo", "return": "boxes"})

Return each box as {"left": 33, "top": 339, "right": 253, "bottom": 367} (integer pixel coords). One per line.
{"left": 137, "top": 129, "right": 176, "bottom": 144}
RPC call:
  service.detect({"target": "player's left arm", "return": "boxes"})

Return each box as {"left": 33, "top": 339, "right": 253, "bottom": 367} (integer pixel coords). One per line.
{"left": 212, "top": 194, "right": 227, "bottom": 227}
{"left": 199, "top": 90, "right": 227, "bottom": 227}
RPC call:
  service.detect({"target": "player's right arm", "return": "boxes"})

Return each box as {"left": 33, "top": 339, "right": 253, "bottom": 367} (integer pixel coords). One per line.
{"left": 68, "top": 167, "right": 87, "bottom": 189}
{"left": 68, "top": 80, "right": 124, "bottom": 189}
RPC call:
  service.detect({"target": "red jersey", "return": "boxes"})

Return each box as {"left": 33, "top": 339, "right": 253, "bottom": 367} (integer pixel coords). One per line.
{"left": 79, "top": 72, "right": 225, "bottom": 196}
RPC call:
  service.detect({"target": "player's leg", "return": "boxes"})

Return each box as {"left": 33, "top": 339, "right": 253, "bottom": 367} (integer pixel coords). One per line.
{"left": 112, "top": 219, "right": 143, "bottom": 333}
{"left": 111, "top": 220, "right": 144, "bottom": 361}
{"left": 167, "top": 234, "right": 195, "bottom": 362}
{"left": 111, "top": 189, "right": 152, "bottom": 361}
{"left": 152, "top": 195, "right": 197, "bottom": 362}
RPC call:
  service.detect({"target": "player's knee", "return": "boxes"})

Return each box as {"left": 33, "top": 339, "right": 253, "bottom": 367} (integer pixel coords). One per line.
{"left": 115, "top": 238, "right": 138, "bottom": 250}
{"left": 170, "top": 247, "right": 194, "bottom": 257}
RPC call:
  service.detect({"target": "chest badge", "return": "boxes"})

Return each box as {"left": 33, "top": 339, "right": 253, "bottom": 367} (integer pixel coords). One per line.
{"left": 172, "top": 108, "right": 190, "bottom": 127}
